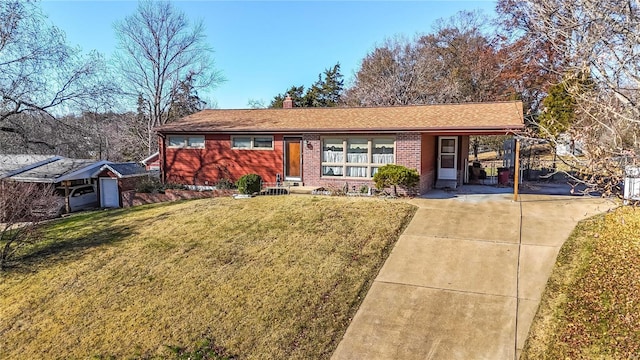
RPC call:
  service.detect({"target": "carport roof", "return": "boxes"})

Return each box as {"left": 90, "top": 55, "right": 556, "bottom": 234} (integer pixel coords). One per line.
{"left": 8, "top": 159, "right": 111, "bottom": 183}
{"left": 0, "top": 154, "right": 60, "bottom": 179}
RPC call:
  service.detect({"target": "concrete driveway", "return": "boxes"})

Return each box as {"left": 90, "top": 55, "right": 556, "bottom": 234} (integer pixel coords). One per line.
{"left": 332, "top": 193, "right": 615, "bottom": 360}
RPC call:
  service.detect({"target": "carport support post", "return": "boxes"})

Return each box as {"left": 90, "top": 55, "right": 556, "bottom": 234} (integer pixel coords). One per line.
{"left": 63, "top": 180, "right": 71, "bottom": 214}
{"left": 513, "top": 138, "right": 520, "bottom": 201}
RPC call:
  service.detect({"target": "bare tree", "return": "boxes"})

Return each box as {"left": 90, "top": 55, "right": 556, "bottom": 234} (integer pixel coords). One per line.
{"left": 114, "top": 0, "right": 223, "bottom": 155}
{"left": 343, "top": 11, "right": 508, "bottom": 107}
{"left": 247, "top": 99, "right": 267, "bottom": 109}
{"left": 343, "top": 37, "right": 420, "bottom": 106}
{"left": 0, "top": 181, "right": 59, "bottom": 270}
{"left": 498, "top": 0, "right": 640, "bottom": 194}
{"left": 0, "top": 0, "right": 117, "bottom": 147}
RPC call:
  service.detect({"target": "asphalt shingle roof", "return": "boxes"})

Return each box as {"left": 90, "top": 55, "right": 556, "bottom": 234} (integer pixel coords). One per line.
{"left": 155, "top": 101, "right": 524, "bottom": 134}
{"left": 0, "top": 154, "right": 59, "bottom": 177}
{"left": 9, "top": 159, "right": 103, "bottom": 183}
{"left": 101, "top": 163, "right": 147, "bottom": 177}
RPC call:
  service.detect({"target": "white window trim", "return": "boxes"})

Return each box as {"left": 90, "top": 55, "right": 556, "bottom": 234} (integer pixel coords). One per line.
{"left": 231, "top": 135, "right": 274, "bottom": 150}
{"left": 167, "top": 135, "right": 205, "bottom": 149}
{"left": 321, "top": 136, "right": 396, "bottom": 179}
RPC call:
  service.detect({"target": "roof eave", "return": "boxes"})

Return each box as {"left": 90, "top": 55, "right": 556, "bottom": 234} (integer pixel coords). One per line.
{"left": 156, "top": 125, "right": 524, "bottom": 135}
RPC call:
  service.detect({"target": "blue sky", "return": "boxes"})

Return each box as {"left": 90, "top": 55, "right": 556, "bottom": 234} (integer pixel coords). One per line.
{"left": 41, "top": 1, "right": 497, "bottom": 109}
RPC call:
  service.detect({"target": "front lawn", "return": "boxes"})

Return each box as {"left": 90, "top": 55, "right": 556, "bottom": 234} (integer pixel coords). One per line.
{"left": 0, "top": 196, "right": 415, "bottom": 359}
{"left": 523, "top": 206, "right": 640, "bottom": 359}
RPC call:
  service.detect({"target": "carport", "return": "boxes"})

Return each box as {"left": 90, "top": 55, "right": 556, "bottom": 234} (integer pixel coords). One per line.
{"left": 3, "top": 157, "right": 110, "bottom": 213}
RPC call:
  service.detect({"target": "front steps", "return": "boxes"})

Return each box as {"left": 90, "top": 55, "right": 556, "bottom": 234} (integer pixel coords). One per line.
{"left": 435, "top": 179, "right": 458, "bottom": 189}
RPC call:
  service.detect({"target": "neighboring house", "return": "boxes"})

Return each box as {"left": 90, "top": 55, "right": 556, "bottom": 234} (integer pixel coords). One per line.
{"left": 141, "top": 152, "right": 160, "bottom": 171}
{"left": 556, "top": 133, "right": 584, "bottom": 156}
{"left": 155, "top": 101, "right": 524, "bottom": 194}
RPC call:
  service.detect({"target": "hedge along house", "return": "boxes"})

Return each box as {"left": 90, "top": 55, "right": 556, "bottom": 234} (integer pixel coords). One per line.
{"left": 155, "top": 100, "right": 524, "bottom": 195}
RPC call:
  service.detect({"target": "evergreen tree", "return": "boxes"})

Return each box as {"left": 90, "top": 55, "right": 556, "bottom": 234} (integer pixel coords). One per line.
{"left": 269, "top": 63, "right": 343, "bottom": 108}
{"left": 168, "top": 72, "right": 207, "bottom": 122}
{"left": 269, "top": 85, "right": 306, "bottom": 108}
{"left": 304, "top": 63, "right": 344, "bottom": 107}
{"left": 538, "top": 71, "right": 592, "bottom": 137}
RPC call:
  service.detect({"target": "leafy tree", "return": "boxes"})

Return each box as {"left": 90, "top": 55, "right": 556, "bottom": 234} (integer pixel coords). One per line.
{"left": 114, "top": 0, "right": 223, "bottom": 154}
{"left": 269, "top": 63, "right": 343, "bottom": 108}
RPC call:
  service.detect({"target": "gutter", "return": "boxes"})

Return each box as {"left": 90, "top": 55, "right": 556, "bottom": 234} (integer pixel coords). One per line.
{"left": 155, "top": 125, "right": 524, "bottom": 135}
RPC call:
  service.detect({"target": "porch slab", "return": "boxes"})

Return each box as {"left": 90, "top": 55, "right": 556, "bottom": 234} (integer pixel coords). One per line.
{"left": 377, "top": 235, "right": 518, "bottom": 297}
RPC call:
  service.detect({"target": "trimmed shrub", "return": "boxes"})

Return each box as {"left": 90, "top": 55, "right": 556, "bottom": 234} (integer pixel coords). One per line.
{"left": 236, "top": 174, "right": 262, "bottom": 195}
{"left": 373, "top": 164, "right": 419, "bottom": 196}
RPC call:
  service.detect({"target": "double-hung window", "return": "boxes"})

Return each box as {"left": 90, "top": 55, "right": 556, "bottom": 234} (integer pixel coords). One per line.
{"left": 322, "top": 137, "right": 395, "bottom": 178}
{"left": 168, "top": 135, "right": 205, "bottom": 149}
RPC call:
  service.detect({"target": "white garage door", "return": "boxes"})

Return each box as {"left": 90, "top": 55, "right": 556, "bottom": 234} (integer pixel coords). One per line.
{"left": 100, "top": 178, "right": 120, "bottom": 208}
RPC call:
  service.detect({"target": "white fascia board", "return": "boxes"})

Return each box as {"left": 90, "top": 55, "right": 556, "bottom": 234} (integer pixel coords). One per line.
{"left": 56, "top": 160, "right": 112, "bottom": 183}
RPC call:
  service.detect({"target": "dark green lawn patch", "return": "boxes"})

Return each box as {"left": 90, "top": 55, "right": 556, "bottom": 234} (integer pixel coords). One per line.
{"left": 0, "top": 196, "right": 415, "bottom": 359}
{"left": 523, "top": 206, "right": 640, "bottom": 359}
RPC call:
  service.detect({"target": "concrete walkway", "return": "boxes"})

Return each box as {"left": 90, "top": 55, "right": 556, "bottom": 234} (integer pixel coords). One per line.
{"left": 332, "top": 193, "right": 615, "bottom": 360}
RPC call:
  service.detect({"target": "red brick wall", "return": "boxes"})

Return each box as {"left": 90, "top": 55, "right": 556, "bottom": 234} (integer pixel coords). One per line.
{"left": 163, "top": 134, "right": 284, "bottom": 185}
{"left": 302, "top": 133, "right": 423, "bottom": 195}
{"left": 162, "top": 132, "right": 440, "bottom": 195}
{"left": 420, "top": 134, "right": 437, "bottom": 193}
{"left": 396, "top": 133, "right": 422, "bottom": 171}
{"left": 302, "top": 134, "right": 321, "bottom": 186}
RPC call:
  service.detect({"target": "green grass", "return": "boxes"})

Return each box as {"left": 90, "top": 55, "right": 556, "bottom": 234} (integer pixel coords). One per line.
{"left": 0, "top": 196, "right": 415, "bottom": 359}
{"left": 522, "top": 206, "right": 640, "bottom": 359}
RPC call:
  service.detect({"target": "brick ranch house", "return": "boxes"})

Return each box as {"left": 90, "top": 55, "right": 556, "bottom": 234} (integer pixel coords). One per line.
{"left": 155, "top": 100, "right": 524, "bottom": 195}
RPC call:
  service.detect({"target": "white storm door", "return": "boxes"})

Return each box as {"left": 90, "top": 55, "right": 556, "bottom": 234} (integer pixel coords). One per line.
{"left": 438, "top": 137, "right": 458, "bottom": 180}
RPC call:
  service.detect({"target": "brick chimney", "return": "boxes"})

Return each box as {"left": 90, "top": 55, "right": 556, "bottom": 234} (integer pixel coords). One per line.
{"left": 283, "top": 94, "right": 293, "bottom": 109}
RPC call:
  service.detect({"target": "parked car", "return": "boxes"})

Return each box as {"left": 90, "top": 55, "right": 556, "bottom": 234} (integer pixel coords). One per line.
{"left": 55, "top": 184, "right": 99, "bottom": 212}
